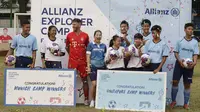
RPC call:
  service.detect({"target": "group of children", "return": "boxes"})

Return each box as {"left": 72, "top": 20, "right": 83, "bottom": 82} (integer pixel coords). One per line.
{"left": 4, "top": 19, "right": 199, "bottom": 110}
{"left": 86, "top": 20, "right": 199, "bottom": 109}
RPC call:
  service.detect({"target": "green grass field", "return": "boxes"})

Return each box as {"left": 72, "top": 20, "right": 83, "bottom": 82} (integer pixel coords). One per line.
{"left": 0, "top": 56, "right": 199, "bottom": 112}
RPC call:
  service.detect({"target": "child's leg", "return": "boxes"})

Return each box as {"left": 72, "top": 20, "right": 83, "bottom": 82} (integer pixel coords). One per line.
{"left": 171, "top": 61, "right": 182, "bottom": 102}
{"left": 183, "top": 68, "right": 194, "bottom": 105}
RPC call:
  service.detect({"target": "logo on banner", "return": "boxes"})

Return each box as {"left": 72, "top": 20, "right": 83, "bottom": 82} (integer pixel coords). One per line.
{"left": 145, "top": 8, "right": 180, "bottom": 17}
{"left": 171, "top": 8, "right": 180, "bottom": 17}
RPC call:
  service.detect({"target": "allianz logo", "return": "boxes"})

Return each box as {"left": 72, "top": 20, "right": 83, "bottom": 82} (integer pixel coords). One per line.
{"left": 58, "top": 74, "right": 72, "bottom": 78}
{"left": 145, "top": 8, "right": 180, "bottom": 17}
{"left": 149, "top": 78, "right": 162, "bottom": 82}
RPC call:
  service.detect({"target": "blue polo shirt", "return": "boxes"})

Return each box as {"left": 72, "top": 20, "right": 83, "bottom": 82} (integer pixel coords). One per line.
{"left": 11, "top": 34, "right": 38, "bottom": 57}
{"left": 87, "top": 42, "right": 107, "bottom": 67}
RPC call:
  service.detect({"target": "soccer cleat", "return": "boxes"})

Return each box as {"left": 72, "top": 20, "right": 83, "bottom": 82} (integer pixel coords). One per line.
{"left": 183, "top": 104, "right": 190, "bottom": 110}
{"left": 89, "top": 100, "right": 95, "bottom": 107}
{"left": 84, "top": 100, "right": 89, "bottom": 106}
{"left": 170, "top": 101, "right": 176, "bottom": 109}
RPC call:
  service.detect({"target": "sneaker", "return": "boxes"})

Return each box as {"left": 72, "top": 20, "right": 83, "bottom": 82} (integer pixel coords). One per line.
{"left": 89, "top": 100, "right": 95, "bottom": 107}
{"left": 170, "top": 101, "right": 176, "bottom": 109}
{"left": 183, "top": 104, "right": 190, "bottom": 110}
{"left": 84, "top": 100, "right": 89, "bottom": 106}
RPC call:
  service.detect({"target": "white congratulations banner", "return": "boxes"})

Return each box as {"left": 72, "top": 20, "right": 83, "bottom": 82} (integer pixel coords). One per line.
{"left": 96, "top": 70, "right": 167, "bottom": 111}
{"left": 31, "top": 0, "right": 191, "bottom": 105}
{"left": 4, "top": 69, "right": 76, "bottom": 106}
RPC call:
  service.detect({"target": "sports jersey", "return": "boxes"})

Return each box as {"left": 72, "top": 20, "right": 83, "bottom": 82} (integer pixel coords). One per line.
{"left": 143, "top": 39, "right": 169, "bottom": 63}
{"left": 105, "top": 46, "right": 125, "bottom": 69}
{"left": 127, "top": 44, "right": 144, "bottom": 68}
{"left": 11, "top": 34, "right": 38, "bottom": 57}
{"left": 86, "top": 42, "right": 107, "bottom": 67}
{"left": 174, "top": 37, "right": 199, "bottom": 60}
{"left": 40, "top": 37, "right": 65, "bottom": 61}
{"left": 142, "top": 33, "right": 152, "bottom": 41}
{"left": 66, "top": 32, "right": 89, "bottom": 64}
{"left": 0, "top": 35, "right": 12, "bottom": 43}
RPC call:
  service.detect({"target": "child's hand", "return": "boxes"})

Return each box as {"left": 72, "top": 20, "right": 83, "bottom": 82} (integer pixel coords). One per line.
{"left": 188, "top": 62, "right": 196, "bottom": 69}
{"left": 153, "top": 68, "right": 160, "bottom": 74}
{"left": 125, "top": 52, "right": 132, "bottom": 57}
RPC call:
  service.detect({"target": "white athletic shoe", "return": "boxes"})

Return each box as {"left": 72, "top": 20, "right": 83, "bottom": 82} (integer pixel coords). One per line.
{"left": 84, "top": 100, "right": 89, "bottom": 106}
{"left": 89, "top": 100, "right": 95, "bottom": 107}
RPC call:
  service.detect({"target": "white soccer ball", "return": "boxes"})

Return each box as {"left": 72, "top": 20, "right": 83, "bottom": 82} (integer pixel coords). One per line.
{"left": 183, "top": 58, "right": 193, "bottom": 68}
{"left": 125, "top": 46, "right": 136, "bottom": 55}
{"left": 141, "top": 54, "right": 151, "bottom": 66}
{"left": 49, "top": 43, "right": 60, "bottom": 56}
{"left": 109, "top": 49, "right": 120, "bottom": 60}
{"left": 6, "top": 55, "right": 16, "bottom": 65}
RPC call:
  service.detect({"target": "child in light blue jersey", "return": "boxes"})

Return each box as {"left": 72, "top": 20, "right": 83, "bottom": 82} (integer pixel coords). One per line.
{"left": 120, "top": 20, "right": 132, "bottom": 69}
{"left": 5, "top": 21, "right": 37, "bottom": 68}
{"left": 170, "top": 23, "right": 199, "bottom": 110}
{"left": 143, "top": 25, "right": 169, "bottom": 74}
{"left": 141, "top": 19, "right": 152, "bottom": 43}
{"left": 86, "top": 30, "right": 107, "bottom": 107}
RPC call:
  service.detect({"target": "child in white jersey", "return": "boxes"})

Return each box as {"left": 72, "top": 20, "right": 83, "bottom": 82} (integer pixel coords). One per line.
{"left": 105, "top": 35, "right": 125, "bottom": 70}
{"left": 126, "top": 33, "right": 144, "bottom": 71}
{"left": 40, "top": 25, "right": 65, "bottom": 68}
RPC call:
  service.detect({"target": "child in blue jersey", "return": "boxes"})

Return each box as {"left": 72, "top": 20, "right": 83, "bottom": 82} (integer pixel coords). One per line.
{"left": 120, "top": 20, "right": 132, "bottom": 69}
{"left": 5, "top": 21, "right": 37, "bottom": 68}
{"left": 141, "top": 19, "right": 152, "bottom": 44}
{"left": 170, "top": 23, "right": 199, "bottom": 110}
{"left": 86, "top": 30, "right": 107, "bottom": 107}
{"left": 143, "top": 25, "right": 169, "bottom": 74}
{"left": 40, "top": 25, "right": 65, "bottom": 68}
{"left": 120, "top": 20, "right": 131, "bottom": 47}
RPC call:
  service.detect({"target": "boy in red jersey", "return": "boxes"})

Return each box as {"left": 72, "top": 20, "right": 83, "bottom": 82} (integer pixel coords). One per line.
{"left": 66, "top": 18, "right": 89, "bottom": 105}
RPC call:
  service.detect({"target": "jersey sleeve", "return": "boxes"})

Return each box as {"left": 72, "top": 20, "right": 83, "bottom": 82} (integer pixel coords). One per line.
{"left": 104, "top": 47, "right": 111, "bottom": 62}
{"left": 174, "top": 40, "right": 180, "bottom": 53}
{"left": 85, "top": 34, "right": 89, "bottom": 46}
{"left": 66, "top": 34, "right": 70, "bottom": 47}
{"left": 104, "top": 45, "right": 107, "bottom": 54}
{"left": 40, "top": 38, "right": 46, "bottom": 53}
{"left": 32, "top": 37, "right": 38, "bottom": 51}
{"left": 86, "top": 43, "right": 92, "bottom": 54}
{"left": 162, "top": 44, "right": 169, "bottom": 57}
{"left": 194, "top": 41, "right": 199, "bottom": 55}
{"left": 10, "top": 36, "right": 17, "bottom": 49}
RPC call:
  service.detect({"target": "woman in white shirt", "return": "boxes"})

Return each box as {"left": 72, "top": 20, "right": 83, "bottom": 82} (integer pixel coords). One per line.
{"left": 125, "top": 33, "right": 144, "bottom": 71}
{"left": 40, "top": 25, "right": 65, "bottom": 68}
{"left": 105, "top": 35, "right": 125, "bottom": 70}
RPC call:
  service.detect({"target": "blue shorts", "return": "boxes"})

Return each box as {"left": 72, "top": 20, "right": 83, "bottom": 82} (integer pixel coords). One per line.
{"left": 45, "top": 61, "right": 62, "bottom": 68}
{"left": 173, "top": 61, "right": 193, "bottom": 84}
{"left": 144, "top": 63, "right": 162, "bottom": 72}
{"left": 90, "top": 66, "right": 106, "bottom": 81}
{"left": 15, "top": 56, "right": 33, "bottom": 68}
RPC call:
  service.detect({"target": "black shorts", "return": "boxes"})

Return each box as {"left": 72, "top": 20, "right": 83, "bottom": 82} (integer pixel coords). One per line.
{"left": 144, "top": 63, "right": 162, "bottom": 72}
{"left": 15, "top": 56, "right": 33, "bottom": 68}
{"left": 108, "top": 67, "right": 125, "bottom": 71}
{"left": 45, "top": 61, "right": 62, "bottom": 68}
{"left": 90, "top": 65, "right": 106, "bottom": 81}
{"left": 124, "top": 57, "right": 130, "bottom": 69}
{"left": 173, "top": 61, "right": 194, "bottom": 84}
{"left": 127, "top": 67, "right": 144, "bottom": 71}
